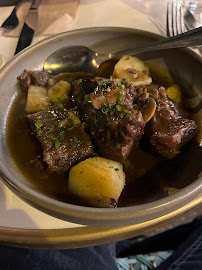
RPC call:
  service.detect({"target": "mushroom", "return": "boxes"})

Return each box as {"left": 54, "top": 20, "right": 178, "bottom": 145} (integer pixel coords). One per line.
{"left": 141, "top": 97, "right": 156, "bottom": 123}
{"left": 92, "top": 89, "right": 126, "bottom": 109}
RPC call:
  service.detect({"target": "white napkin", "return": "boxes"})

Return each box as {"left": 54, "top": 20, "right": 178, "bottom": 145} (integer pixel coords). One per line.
{"left": 2, "top": 0, "right": 79, "bottom": 37}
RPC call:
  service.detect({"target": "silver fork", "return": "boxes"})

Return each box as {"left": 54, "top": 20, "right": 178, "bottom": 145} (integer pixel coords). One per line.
{"left": 167, "top": 1, "right": 202, "bottom": 53}
{"left": 167, "top": 1, "right": 187, "bottom": 37}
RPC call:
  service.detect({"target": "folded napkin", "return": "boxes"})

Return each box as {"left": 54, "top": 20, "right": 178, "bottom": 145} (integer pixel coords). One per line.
{"left": 2, "top": 0, "right": 79, "bottom": 37}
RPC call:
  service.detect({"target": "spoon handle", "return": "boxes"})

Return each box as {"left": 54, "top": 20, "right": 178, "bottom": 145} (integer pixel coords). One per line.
{"left": 99, "top": 26, "right": 202, "bottom": 62}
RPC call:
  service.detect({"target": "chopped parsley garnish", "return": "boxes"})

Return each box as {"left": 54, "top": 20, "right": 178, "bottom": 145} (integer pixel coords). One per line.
{"left": 54, "top": 121, "right": 59, "bottom": 126}
{"left": 124, "top": 109, "right": 131, "bottom": 114}
{"left": 109, "top": 166, "right": 114, "bottom": 168}
{"left": 35, "top": 120, "right": 42, "bottom": 129}
{"left": 84, "top": 94, "right": 92, "bottom": 104}
{"left": 116, "top": 143, "right": 121, "bottom": 149}
{"left": 93, "top": 117, "right": 98, "bottom": 125}
{"left": 106, "top": 87, "right": 111, "bottom": 92}
{"left": 99, "top": 127, "right": 105, "bottom": 132}
{"left": 60, "top": 130, "right": 65, "bottom": 139}
{"left": 149, "top": 93, "right": 153, "bottom": 98}
{"left": 46, "top": 97, "right": 50, "bottom": 103}
{"left": 49, "top": 127, "right": 54, "bottom": 132}
{"left": 46, "top": 136, "right": 57, "bottom": 141}
{"left": 37, "top": 130, "right": 42, "bottom": 136}
{"left": 117, "top": 81, "right": 125, "bottom": 89}
{"left": 116, "top": 104, "right": 121, "bottom": 111}
{"left": 117, "top": 92, "right": 124, "bottom": 105}
{"left": 78, "top": 79, "right": 82, "bottom": 85}
{"left": 110, "top": 110, "right": 115, "bottom": 116}
{"left": 55, "top": 140, "right": 60, "bottom": 149}
{"left": 101, "top": 103, "right": 110, "bottom": 115}
{"left": 58, "top": 103, "right": 64, "bottom": 109}
{"left": 101, "top": 81, "right": 107, "bottom": 87}
{"left": 114, "top": 168, "right": 119, "bottom": 171}
{"left": 110, "top": 75, "right": 113, "bottom": 80}
{"left": 126, "top": 56, "right": 130, "bottom": 60}
{"left": 93, "top": 156, "right": 98, "bottom": 161}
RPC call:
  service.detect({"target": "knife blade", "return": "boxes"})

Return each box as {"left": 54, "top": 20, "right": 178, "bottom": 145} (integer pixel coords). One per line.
{"left": 15, "top": 0, "right": 41, "bottom": 55}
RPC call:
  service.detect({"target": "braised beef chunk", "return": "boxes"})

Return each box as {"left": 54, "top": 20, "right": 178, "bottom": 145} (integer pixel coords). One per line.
{"left": 17, "top": 69, "right": 49, "bottom": 91}
{"left": 27, "top": 108, "right": 94, "bottom": 172}
{"left": 137, "top": 84, "right": 198, "bottom": 159}
{"left": 73, "top": 78, "right": 145, "bottom": 163}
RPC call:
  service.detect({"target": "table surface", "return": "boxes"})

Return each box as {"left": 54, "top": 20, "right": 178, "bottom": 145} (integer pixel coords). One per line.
{"left": 0, "top": 0, "right": 201, "bottom": 248}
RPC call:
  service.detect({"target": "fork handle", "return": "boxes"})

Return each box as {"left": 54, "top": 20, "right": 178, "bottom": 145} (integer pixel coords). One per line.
{"left": 99, "top": 27, "right": 202, "bottom": 62}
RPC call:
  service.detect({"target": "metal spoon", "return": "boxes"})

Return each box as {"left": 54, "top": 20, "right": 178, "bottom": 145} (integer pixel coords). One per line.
{"left": 44, "top": 27, "right": 202, "bottom": 76}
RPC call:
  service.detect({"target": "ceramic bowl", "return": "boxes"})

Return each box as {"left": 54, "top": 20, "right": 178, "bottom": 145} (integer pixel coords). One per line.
{"left": 0, "top": 27, "right": 201, "bottom": 226}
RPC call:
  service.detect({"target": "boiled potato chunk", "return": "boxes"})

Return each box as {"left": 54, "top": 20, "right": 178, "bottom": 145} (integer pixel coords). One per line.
{"left": 166, "top": 84, "right": 181, "bottom": 103}
{"left": 113, "top": 55, "right": 152, "bottom": 86}
{"left": 48, "top": 80, "right": 71, "bottom": 102}
{"left": 25, "top": 85, "right": 49, "bottom": 113}
{"left": 68, "top": 157, "right": 125, "bottom": 207}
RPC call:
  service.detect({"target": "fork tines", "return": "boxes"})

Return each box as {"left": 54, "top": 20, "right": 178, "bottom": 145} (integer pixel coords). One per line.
{"left": 167, "top": 1, "right": 187, "bottom": 37}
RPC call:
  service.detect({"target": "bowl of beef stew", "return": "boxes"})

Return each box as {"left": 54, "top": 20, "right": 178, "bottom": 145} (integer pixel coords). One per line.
{"left": 0, "top": 27, "right": 201, "bottom": 227}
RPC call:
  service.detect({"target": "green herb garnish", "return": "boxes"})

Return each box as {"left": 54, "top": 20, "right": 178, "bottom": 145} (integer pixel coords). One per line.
{"left": 126, "top": 56, "right": 130, "bottom": 60}
{"left": 114, "top": 168, "right": 119, "bottom": 171}
{"left": 37, "top": 130, "right": 42, "bottom": 136}
{"left": 117, "top": 81, "right": 125, "bottom": 89}
{"left": 99, "top": 127, "right": 105, "bottom": 132}
{"left": 101, "top": 81, "right": 107, "bottom": 87}
{"left": 106, "top": 87, "right": 111, "bottom": 92}
{"left": 49, "top": 127, "right": 54, "bottom": 132}
{"left": 58, "top": 103, "right": 64, "bottom": 109}
{"left": 116, "top": 104, "right": 121, "bottom": 111}
{"left": 124, "top": 109, "right": 131, "bottom": 115}
{"left": 46, "top": 97, "right": 50, "bottom": 103}
{"left": 110, "top": 75, "right": 113, "bottom": 80}
{"left": 78, "top": 79, "right": 82, "bottom": 85}
{"left": 93, "top": 156, "right": 98, "bottom": 161}
{"left": 117, "top": 92, "right": 124, "bottom": 105}
{"left": 101, "top": 103, "right": 110, "bottom": 115}
{"left": 149, "top": 93, "right": 153, "bottom": 98}
{"left": 35, "top": 120, "right": 42, "bottom": 129}
{"left": 116, "top": 143, "right": 121, "bottom": 149}
{"left": 46, "top": 136, "right": 57, "bottom": 141}
{"left": 109, "top": 166, "right": 114, "bottom": 168}
{"left": 93, "top": 117, "right": 98, "bottom": 125}
{"left": 60, "top": 130, "right": 65, "bottom": 139}
{"left": 55, "top": 140, "right": 60, "bottom": 149}
{"left": 54, "top": 121, "right": 59, "bottom": 126}
{"left": 84, "top": 94, "right": 92, "bottom": 104}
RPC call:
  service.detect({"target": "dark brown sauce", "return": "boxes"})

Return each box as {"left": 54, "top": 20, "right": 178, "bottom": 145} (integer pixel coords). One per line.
{"left": 6, "top": 60, "right": 202, "bottom": 207}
